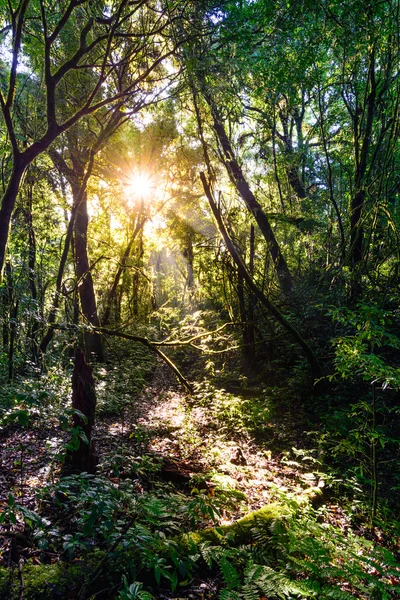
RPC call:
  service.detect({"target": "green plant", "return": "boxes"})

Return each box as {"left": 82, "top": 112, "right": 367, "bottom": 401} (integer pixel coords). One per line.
{"left": 191, "top": 498, "right": 400, "bottom": 600}
{"left": 271, "top": 503, "right": 400, "bottom": 599}
{"left": 117, "top": 578, "right": 154, "bottom": 600}
{"left": 95, "top": 341, "right": 155, "bottom": 417}
{"left": 328, "top": 303, "right": 400, "bottom": 523}
{"left": 330, "top": 303, "right": 400, "bottom": 388}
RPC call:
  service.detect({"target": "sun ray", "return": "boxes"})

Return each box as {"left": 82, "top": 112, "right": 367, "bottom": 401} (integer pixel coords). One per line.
{"left": 124, "top": 172, "right": 154, "bottom": 203}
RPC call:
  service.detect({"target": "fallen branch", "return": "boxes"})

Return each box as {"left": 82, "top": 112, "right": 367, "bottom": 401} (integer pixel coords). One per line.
{"left": 51, "top": 323, "right": 194, "bottom": 393}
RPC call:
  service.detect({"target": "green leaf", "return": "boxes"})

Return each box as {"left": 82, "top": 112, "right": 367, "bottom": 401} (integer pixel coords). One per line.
{"left": 78, "top": 430, "right": 89, "bottom": 446}
{"left": 220, "top": 557, "right": 241, "bottom": 590}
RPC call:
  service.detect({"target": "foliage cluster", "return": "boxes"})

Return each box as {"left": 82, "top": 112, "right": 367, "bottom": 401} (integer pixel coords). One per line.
{"left": 2, "top": 478, "right": 400, "bottom": 599}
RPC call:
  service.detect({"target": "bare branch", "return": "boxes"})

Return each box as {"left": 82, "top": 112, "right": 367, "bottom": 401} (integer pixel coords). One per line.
{"left": 48, "top": 0, "right": 87, "bottom": 45}
{"left": 6, "top": 0, "right": 29, "bottom": 110}
{"left": 52, "top": 323, "right": 194, "bottom": 393}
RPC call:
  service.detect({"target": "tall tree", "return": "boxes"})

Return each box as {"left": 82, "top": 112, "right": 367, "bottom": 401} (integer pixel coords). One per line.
{"left": 0, "top": 0, "right": 179, "bottom": 279}
{"left": 43, "top": 107, "right": 131, "bottom": 360}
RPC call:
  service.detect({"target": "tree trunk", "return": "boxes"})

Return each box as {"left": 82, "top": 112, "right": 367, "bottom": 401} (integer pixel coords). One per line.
{"left": 3, "top": 262, "right": 14, "bottom": 380}
{"left": 39, "top": 206, "right": 76, "bottom": 355}
{"left": 74, "top": 185, "right": 104, "bottom": 362}
{"left": 2, "top": 262, "right": 11, "bottom": 352}
{"left": 65, "top": 347, "right": 97, "bottom": 474}
{"left": 200, "top": 172, "right": 322, "bottom": 381}
{"left": 183, "top": 235, "right": 196, "bottom": 306}
{"left": 102, "top": 212, "right": 146, "bottom": 326}
{"left": 350, "top": 189, "right": 365, "bottom": 269}
{"left": 26, "top": 181, "right": 39, "bottom": 364}
{"left": 277, "top": 106, "right": 307, "bottom": 200}
{"left": 201, "top": 92, "right": 293, "bottom": 293}
{"left": 8, "top": 298, "right": 18, "bottom": 383}
{"left": 0, "top": 158, "right": 27, "bottom": 280}
{"left": 41, "top": 146, "right": 103, "bottom": 361}
{"left": 346, "top": 48, "right": 377, "bottom": 285}
{"left": 246, "top": 225, "right": 256, "bottom": 366}
{"left": 237, "top": 271, "right": 250, "bottom": 355}
{"left": 131, "top": 229, "right": 144, "bottom": 318}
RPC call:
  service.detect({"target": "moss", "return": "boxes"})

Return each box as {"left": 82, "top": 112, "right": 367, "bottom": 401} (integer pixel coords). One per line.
{"left": 0, "top": 562, "right": 82, "bottom": 599}
{"left": 0, "top": 551, "right": 109, "bottom": 600}
{"left": 181, "top": 502, "right": 288, "bottom": 548}
{"left": 0, "top": 567, "right": 13, "bottom": 600}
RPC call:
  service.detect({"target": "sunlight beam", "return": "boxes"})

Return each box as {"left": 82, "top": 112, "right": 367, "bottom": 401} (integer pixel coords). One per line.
{"left": 124, "top": 172, "right": 154, "bottom": 203}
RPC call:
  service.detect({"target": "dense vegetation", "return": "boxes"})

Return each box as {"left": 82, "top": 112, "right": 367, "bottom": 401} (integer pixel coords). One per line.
{"left": 0, "top": 0, "right": 399, "bottom": 598}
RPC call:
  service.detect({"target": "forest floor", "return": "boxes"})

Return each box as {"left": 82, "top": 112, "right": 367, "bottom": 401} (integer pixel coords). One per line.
{"left": 0, "top": 351, "right": 399, "bottom": 598}
{"left": 0, "top": 360, "right": 323, "bottom": 521}
{"left": 95, "top": 361, "right": 320, "bottom": 514}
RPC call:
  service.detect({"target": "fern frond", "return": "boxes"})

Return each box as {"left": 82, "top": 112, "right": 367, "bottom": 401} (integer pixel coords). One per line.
{"left": 220, "top": 557, "right": 241, "bottom": 590}
{"left": 244, "top": 562, "right": 313, "bottom": 599}
{"left": 199, "top": 541, "right": 214, "bottom": 568}
{"left": 241, "top": 582, "right": 259, "bottom": 600}
{"left": 250, "top": 523, "right": 272, "bottom": 546}
{"left": 219, "top": 589, "right": 242, "bottom": 600}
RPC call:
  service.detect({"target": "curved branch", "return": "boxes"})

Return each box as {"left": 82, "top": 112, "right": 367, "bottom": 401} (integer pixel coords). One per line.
{"left": 51, "top": 324, "right": 193, "bottom": 393}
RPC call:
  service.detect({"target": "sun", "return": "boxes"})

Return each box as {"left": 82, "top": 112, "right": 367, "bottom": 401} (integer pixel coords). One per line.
{"left": 124, "top": 172, "right": 154, "bottom": 202}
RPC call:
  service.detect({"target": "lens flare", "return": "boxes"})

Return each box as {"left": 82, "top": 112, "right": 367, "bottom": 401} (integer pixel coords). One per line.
{"left": 125, "top": 173, "right": 154, "bottom": 202}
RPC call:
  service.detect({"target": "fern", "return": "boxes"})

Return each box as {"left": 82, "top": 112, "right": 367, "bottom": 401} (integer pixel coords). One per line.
{"left": 250, "top": 522, "right": 272, "bottom": 546}
{"left": 199, "top": 541, "right": 214, "bottom": 568}
{"left": 244, "top": 562, "right": 311, "bottom": 599}
{"left": 182, "top": 497, "right": 399, "bottom": 600}
{"left": 219, "top": 590, "right": 242, "bottom": 600}
{"left": 220, "top": 557, "right": 241, "bottom": 590}
{"left": 270, "top": 507, "right": 400, "bottom": 599}
{"left": 241, "top": 582, "right": 259, "bottom": 600}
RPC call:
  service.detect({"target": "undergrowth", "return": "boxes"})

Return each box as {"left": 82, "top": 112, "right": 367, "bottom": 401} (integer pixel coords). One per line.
{"left": 2, "top": 480, "right": 399, "bottom": 599}
{"left": 1, "top": 315, "right": 400, "bottom": 599}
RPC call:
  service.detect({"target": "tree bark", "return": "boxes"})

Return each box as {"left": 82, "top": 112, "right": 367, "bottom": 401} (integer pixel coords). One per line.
{"left": 350, "top": 189, "right": 365, "bottom": 269}
{"left": 183, "top": 234, "right": 196, "bottom": 306}
{"left": 201, "top": 91, "right": 293, "bottom": 293}
{"left": 277, "top": 105, "right": 307, "bottom": 200}
{"left": 0, "top": 158, "right": 27, "bottom": 279}
{"left": 346, "top": 48, "right": 377, "bottom": 278}
{"left": 237, "top": 271, "right": 250, "bottom": 353}
{"left": 65, "top": 347, "right": 97, "bottom": 474}
{"left": 39, "top": 204, "right": 76, "bottom": 356}
{"left": 26, "top": 180, "right": 39, "bottom": 364}
{"left": 2, "top": 262, "right": 11, "bottom": 352}
{"left": 246, "top": 224, "right": 256, "bottom": 366}
{"left": 41, "top": 145, "right": 104, "bottom": 361}
{"left": 73, "top": 183, "right": 104, "bottom": 362}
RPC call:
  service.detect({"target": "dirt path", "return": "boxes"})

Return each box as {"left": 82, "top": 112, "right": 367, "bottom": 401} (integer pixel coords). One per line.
{"left": 94, "top": 360, "right": 316, "bottom": 520}
{"left": 0, "top": 356, "right": 319, "bottom": 525}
